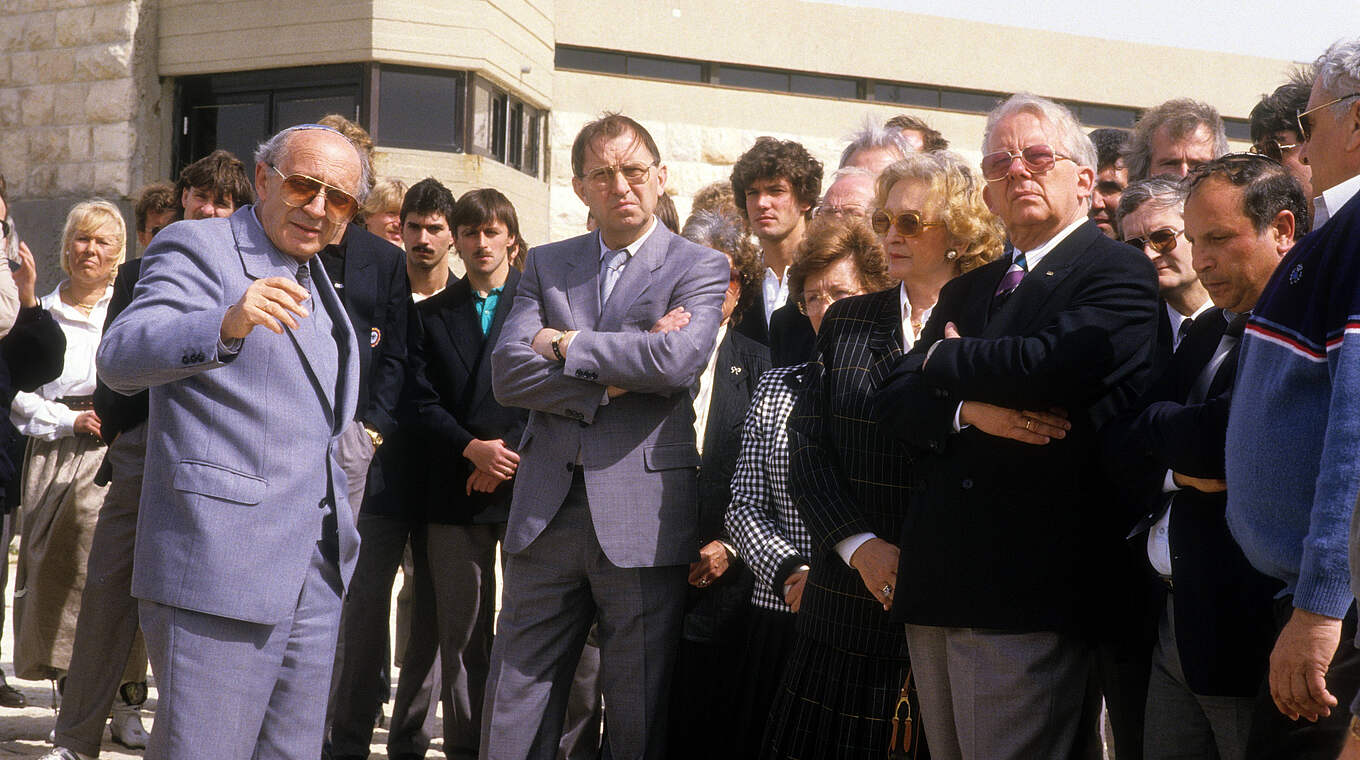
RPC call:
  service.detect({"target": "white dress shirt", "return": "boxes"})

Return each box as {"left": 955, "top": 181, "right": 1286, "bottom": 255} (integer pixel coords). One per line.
{"left": 761, "top": 266, "right": 789, "bottom": 326}
{"left": 692, "top": 323, "right": 728, "bottom": 456}
{"left": 10, "top": 282, "right": 111, "bottom": 440}
{"left": 1166, "top": 300, "right": 1213, "bottom": 352}
{"left": 899, "top": 282, "right": 934, "bottom": 354}
{"left": 1313, "top": 172, "right": 1360, "bottom": 230}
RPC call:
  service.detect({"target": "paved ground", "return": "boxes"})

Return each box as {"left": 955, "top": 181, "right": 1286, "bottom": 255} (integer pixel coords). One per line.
{"left": 0, "top": 553, "right": 446, "bottom": 758}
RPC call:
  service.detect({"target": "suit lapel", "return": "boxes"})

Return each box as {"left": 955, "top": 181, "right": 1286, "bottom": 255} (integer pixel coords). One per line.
{"left": 566, "top": 232, "right": 601, "bottom": 331}
{"left": 439, "top": 278, "right": 483, "bottom": 375}
{"left": 341, "top": 224, "right": 372, "bottom": 315}
{"left": 866, "top": 289, "right": 905, "bottom": 387}
{"left": 982, "top": 222, "right": 1098, "bottom": 338}
{"left": 230, "top": 209, "right": 348, "bottom": 432}
{"left": 702, "top": 331, "right": 742, "bottom": 456}
{"left": 598, "top": 224, "right": 669, "bottom": 330}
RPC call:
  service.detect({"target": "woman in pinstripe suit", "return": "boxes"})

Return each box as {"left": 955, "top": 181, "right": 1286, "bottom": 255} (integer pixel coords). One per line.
{"left": 763, "top": 152, "right": 1004, "bottom": 759}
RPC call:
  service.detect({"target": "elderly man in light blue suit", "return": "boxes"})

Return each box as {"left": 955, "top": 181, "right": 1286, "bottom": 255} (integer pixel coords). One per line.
{"left": 482, "top": 114, "right": 730, "bottom": 760}
{"left": 96, "top": 125, "right": 364, "bottom": 760}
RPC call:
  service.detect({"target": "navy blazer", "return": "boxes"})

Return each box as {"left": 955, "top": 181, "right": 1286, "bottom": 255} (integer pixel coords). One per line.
{"left": 683, "top": 326, "right": 769, "bottom": 644}
{"left": 877, "top": 221, "right": 1160, "bottom": 631}
{"left": 733, "top": 292, "right": 816, "bottom": 368}
{"left": 326, "top": 223, "right": 410, "bottom": 437}
{"left": 411, "top": 269, "right": 527, "bottom": 525}
{"left": 1106, "top": 309, "right": 1281, "bottom": 697}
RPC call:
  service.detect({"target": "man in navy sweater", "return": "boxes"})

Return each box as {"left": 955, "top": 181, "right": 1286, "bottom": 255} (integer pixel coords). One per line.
{"left": 1226, "top": 37, "right": 1360, "bottom": 760}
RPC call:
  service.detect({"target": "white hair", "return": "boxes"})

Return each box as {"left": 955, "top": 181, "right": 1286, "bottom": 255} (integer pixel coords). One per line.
{"left": 838, "top": 115, "right": 911, "bottom": 169}
{"left": 253, "top": 124, "right": 371, "bottom": 202}
{"left": 1314, "top": 38, "right": 1360, "bottom": 117}
{"left": 982, "top": 93, "right": 1098, "bottom": 171}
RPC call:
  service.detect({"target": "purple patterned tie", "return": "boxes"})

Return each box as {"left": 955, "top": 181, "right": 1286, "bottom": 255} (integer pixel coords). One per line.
{"left": 994, "top": 250, "right": 1028, "bottom": 297}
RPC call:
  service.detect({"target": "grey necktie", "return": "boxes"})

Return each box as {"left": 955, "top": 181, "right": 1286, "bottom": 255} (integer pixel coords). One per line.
{"left": 600, "top": 247, "right": 629, "bottom": 306}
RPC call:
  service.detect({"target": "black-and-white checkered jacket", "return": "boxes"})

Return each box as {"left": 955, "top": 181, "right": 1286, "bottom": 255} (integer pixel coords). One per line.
{"left": 724, "top": 363, "right": 813, "bottom": 611}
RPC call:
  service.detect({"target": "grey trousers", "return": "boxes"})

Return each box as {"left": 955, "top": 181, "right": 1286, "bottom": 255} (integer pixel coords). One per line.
{"left": 422, "top": 522, "right": 503, "bottom": 759}
{"left": 54, "top": 424, "right": 150, "bottom": 757}
{"left": 140, "top": 539, "right": 344, "bottom": 760}
{"left": 559, "top": 640, "right": 603, "bottom": 760}
{"left": 335, "top": 420, "right": 375, "bottom": 523}
{"left": 1144, "top": 595, "right": 1253, "bottom": 760}
{"left": 481, "top": 479, "right": 686, "bottom": 760}
{"left": 904, "top": 623, "right": 1090, "bottom": 760}
{"left": 329, "top": 512, "right": 440, "bottom": 758}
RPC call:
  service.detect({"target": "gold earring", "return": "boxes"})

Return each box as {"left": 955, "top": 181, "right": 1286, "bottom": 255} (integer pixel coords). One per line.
{"left": 945, "top": 250, "right": 958, "bottom": 260}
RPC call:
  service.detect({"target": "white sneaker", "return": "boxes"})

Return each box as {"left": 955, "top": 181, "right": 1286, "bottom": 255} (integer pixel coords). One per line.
{"left": 110, "top": 701, "right": 149, "bottom": 749}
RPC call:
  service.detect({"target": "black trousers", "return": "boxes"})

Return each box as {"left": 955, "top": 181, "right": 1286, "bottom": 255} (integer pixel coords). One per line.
{"left": 1244, "top": 598, "right": 1360, "bottom": 759}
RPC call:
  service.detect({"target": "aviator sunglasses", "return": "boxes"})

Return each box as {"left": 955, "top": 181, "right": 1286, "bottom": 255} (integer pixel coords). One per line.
{"left": 1125, "top": 227, "right": 1182, "bottom": 254}
{"left": 270, "top": 165, "right": 359, "bottom": 223}
{"left": 980, "top": 144, "right": 1072, "bottom": 182}
{"left": 870, "top": 209, "right": 945, "bottom": 238}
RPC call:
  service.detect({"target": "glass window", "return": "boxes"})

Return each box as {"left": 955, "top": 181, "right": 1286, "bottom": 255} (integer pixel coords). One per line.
{"left": 471, "top": 80, "right": 493, "bottom": 154}
{"left": 1077, "top": 104, "right": 1137, "bottom": 129}
{"left": 790, "top": 74, "right": 857, "bottom": 99}
{"left": 940, "top": 89, "right": 1003, "bottom": 114}
{"left": 524, "top": 107, "right": 542, "bottom": 178}
{"left": 627, "top": 54, "right": 703, "bottom": 82}
{"left": 274, "top": 89, "right": 357, "bottom": 132}
{"left": 508, "top": 100, "right": 524, "bottom": 169}
{"left": 874, "top": 83, "right": 939, "bottom": 108}
{"left": 491, "top": 90, "right": 508, "bottom": 161}
{"left": 556, "top": 47, "right": 627, "bottom": 75}
{"left": 719, "top": 65, "right": 788, "bottom": 92}
{"left": 377, "top": 66, "right": 463, "bottom": 150}
{"left": 1223, "top": 118, "right": 1251, "bottom": 141}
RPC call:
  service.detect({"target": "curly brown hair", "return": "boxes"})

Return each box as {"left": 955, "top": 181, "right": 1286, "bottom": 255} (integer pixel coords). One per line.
{"left": 787, "top": 216, "right": 893, "bottom": 309}
{"left": 730, "top": 137, "right": 823, "bottom": 223}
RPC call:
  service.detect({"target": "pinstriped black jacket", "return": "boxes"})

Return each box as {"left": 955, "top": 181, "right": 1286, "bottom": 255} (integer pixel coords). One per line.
{"left": 787, "top": 287, "right": 913, "bottom": 658}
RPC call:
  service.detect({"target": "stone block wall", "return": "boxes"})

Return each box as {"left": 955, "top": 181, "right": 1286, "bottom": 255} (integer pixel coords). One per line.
{"left": 0, "top": 0, "right": 166, "bottom": 292}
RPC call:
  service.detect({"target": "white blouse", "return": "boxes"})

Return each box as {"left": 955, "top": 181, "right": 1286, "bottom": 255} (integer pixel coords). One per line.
{"left": 10, "top": 282, "right": 111, "bottom": 440}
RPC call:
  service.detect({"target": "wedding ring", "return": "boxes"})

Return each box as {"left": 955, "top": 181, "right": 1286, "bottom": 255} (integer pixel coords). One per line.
{"left": 1024, "top": 418, "right": 1034, "bottom": 432}
{"left": 882, "top": 584, "right": 893, "bottom": 596}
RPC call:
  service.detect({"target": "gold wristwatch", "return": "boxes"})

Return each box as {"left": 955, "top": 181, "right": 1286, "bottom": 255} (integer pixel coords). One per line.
{"left": 363, "top": 423, "right": 384, "bottom": 449}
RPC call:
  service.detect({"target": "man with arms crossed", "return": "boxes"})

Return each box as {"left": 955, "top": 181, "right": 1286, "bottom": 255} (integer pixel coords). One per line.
{"left": 483, "top": 113, "right": 729, "bottom": 759}
{"left": 97, "top": 124, "right": 363, "bottom": 759}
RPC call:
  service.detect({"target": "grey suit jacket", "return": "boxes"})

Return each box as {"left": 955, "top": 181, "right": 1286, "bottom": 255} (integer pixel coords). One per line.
{"left": 491, "top": 222, "right": 729, "bottom": 568}
{"left": 97, "top": 207, "right": 361, "bottom": 625}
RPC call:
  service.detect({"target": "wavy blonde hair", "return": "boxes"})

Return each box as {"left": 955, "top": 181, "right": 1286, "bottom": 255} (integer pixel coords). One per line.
{"left": 873, "top": 151, "right": 1005, "bottom": 274}
{"left": 59, "top": 198, "right": 126, "bottom": 282}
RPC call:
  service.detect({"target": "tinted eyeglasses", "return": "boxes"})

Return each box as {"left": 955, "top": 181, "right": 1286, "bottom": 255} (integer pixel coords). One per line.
{"left": 1248, "top": 139, "right": 1298, "bottom": 162}
{"left": 980, "top": 144, "right": 1072, "bottom": 182}
{"left": 870, "top": 209, "right": 945, "bottom": 237}
{"left": 797, "top": 287, "right": 865, "bottom": 315}
{"left": 581, "top": 162, "right": 656, "bottom": 188}
{"left": 1125, "top": 227, "right": 1182, "bottom": 254}
{"left": 269, "top": 165, "right": 359, "bottom": 223}
{"left": 1297, "top": 94, "right": 1360, "bottom": 141}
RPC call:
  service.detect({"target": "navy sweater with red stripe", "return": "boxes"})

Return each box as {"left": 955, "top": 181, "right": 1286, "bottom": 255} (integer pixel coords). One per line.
{"left": 1226, "top": 188, "right": 1360, "bottom": 621}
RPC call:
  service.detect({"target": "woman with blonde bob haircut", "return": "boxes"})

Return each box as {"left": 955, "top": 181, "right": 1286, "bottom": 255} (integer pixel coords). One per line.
{"left": 11, "top": 198, "right": 149, "bottom": 745}
{"left": 871, "top": 151, "right": 1005, "bottom": 344}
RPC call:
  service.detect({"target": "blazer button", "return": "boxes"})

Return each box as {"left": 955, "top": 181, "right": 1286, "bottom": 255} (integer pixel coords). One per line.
{"left": 933, "top": 388, "right": 947, "bottom": 399}
{"left": 928, "top": 441, "right": 940, "bottom": 452}
{"left": 575, "top": 369, "right": 586, "bottom": 378}
{"left": 564, "top": 462, "right": 574, "bottom": 472}
{"left": 181, "top": 354, "right": 192, "bottom": 365}
{"left": 961, "top": 478, "right": 973, "bottom": 489}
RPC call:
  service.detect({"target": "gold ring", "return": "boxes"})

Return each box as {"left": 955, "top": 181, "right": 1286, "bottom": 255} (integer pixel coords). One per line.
{"left": 1024, "top": 418, "right": 1034, "bottom": 432}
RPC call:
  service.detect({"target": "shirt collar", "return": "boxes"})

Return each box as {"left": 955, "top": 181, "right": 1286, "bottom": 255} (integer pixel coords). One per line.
{"left": 1012, "top": 215, "right": 1088, "bottom": 272}
{"left": 1313, "top": 173, "right": 1360, "bottom": 229}
{"left": 597, "top": 216, "right": 659, "bottom": 262}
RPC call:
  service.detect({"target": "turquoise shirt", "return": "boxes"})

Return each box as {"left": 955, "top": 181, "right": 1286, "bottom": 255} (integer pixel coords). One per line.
{"left": 473, "top": 287, "right": 503, "bottom": 335}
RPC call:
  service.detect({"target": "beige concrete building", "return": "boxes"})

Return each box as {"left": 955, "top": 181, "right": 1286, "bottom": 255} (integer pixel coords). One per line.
{"left": 0, "top": 0, "right": 1304, "bottom": 288}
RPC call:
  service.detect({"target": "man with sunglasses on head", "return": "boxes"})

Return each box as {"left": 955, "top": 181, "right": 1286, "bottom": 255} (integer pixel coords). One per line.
{"left": 1250, "top": 70, "right": 1315, "bottom": 213}
{"left": 1118, "top": 177, "right": 1212, "bottom": 361}
{"left": 730, "top": 137, "right": 822, "bottom": 366}
{"left": 484, "top": 112, "right": 729, "bottom": 760}
{"left": 97, "top": 123, "right": 365, "bottom": 760}
{"left": 1222, "top": 38, "right": 1360, "bottom": 760}
{"left": 874, "top": 94, "right": 1159, "bottom": 760}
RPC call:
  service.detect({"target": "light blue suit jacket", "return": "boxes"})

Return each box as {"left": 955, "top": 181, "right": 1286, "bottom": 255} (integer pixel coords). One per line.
{"left": 97, "top": 207, "right": 361, "bottom": 625}
{"left": 491, "top": 223, "right": 729, "bottom": 568}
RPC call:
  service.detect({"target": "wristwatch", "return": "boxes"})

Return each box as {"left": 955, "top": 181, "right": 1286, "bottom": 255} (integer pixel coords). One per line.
{"left": 363, "top": 423, "right": 384, "bottom": 449}
{"left": 550, "top": 331, "right": 568, "bottom": 362}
